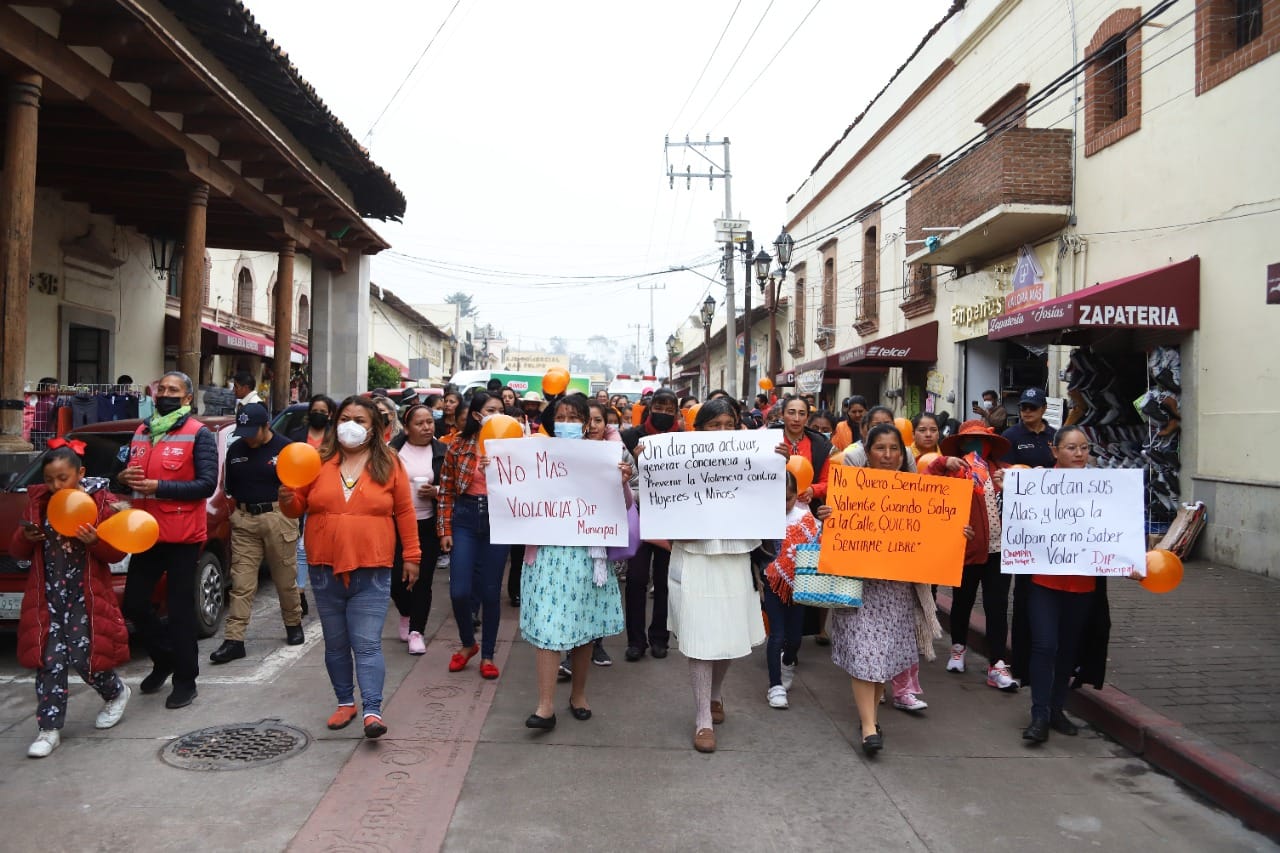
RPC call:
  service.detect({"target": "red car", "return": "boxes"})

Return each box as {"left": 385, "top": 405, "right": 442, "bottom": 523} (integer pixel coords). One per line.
{"left": 0, "top": 417, "right": 237, "bottom": 638}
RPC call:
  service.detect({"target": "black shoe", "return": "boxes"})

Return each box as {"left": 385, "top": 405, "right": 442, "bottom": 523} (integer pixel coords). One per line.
{"left": 165, "top": 683, "right": 198, "bottom": 709}
{"left": 1049, "top": 710, "right": 1079, "bottom": 736}
{"left": 1022, "top": 718, "right": 1050, "bottom": 743}
{"left": 285, "top": 625, "right": 305, "bottom": 646}
{"left": 650, "top": 643, "right": 669, "bottom": 659}
{"left": 140, "top": 665, "right": 173, "bottom": 694}
{"left": 299, "top": 592, "right": 309, "bottom": 617}
{"left": 557, "top": 658, "right": 572, "bottom": 681}
{"left": 569, "top": 703, "right": 592, "bottom": 721}
{"left": 209, "top": 640, "right": 246, "bottom": 664}
{"left": 861, "top": 732, "right": 883, "bottom": 756}
{"left": 624, "top": 646, "right": 644, "bottom": 662}
{"left": 525, "top": 712, "right": 556, "bottom": 730}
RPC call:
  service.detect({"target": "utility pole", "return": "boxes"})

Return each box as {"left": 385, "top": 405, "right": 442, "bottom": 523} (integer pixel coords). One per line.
{"left": 638, "top": 280, "right": 666, "bottom": 377}
{"left": 740, "top": 231, "right": 754, "bottom": 398}
{"left": 666, "top": 135, "right": 738, "bottom": 398}
{"left": 628, "top": 322, "right": 643, "bottom": 374}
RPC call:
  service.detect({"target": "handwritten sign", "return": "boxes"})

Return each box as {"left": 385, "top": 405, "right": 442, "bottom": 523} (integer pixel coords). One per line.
{"left": 637, "top": 431, "right": 785, "bottom": 540}
{"left": 819, "top": 466, "right": 972, "bottom": 585}
{"left": 485, "top": 438, "right": 627, "bottom": 547}
{"left": 1000, "top": 468, "right": 1144, "bottom": 575}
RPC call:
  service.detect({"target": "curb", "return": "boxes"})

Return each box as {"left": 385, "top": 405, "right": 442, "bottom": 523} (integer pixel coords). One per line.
{"left": 934, "top": 591, "right": 1280, "bottom": 840}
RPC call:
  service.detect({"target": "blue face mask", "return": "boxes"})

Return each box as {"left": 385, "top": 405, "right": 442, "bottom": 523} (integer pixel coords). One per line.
{"left": 554, "top": 422, "right": 584, "bottom": 439}
{"left": 432, "top": 409, "right": 443, "bottom": 421}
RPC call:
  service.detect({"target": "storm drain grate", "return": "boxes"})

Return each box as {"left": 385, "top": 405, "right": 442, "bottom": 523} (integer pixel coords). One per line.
{"left": 160, "top": 719, "right": 310, "bottom": 771}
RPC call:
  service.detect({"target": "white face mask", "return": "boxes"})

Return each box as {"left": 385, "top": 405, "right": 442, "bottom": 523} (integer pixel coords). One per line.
{"left": 980, "top": 400, "right": 994, "bottom": 411}
{"left": 336, "top": 421, "right": 369, "bottom": 449}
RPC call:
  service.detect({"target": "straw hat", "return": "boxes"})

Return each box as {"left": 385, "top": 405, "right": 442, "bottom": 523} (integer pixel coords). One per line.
{"left": 939, "top": 418, "right": 1011, "bottom": 458}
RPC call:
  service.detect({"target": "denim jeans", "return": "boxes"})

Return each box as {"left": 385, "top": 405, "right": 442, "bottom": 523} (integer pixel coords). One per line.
{"left": 1028, "top": 581, "right": 1093, "bottom": 721}
{"left": 448, "top": 498, "right": 507, "bottom": 659}
{"left": 295, "top": 515, "right": 309, "bottom": 589}
{"left": 310, "top": 565, "right": 392, "bottom": 715}
{"left": 761, "top": 580, "right": 804, "bottom": 688}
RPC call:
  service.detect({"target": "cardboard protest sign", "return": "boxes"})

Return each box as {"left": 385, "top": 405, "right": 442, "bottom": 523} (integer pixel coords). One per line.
{"left": 1000, "top": 468, "right": 1144, "bottom": 575}
{"left": 485, "top": 438, "right": 627, "bottom": 546}
{"left": 819, "top": 465, "right": 972, "bottom": 585}
{"left": 637, "top": 431, "right": 785, "bottom": 540}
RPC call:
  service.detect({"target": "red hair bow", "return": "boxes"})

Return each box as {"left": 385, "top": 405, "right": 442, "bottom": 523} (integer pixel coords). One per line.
{"left": 47, "top": 437, "right": 87, "bottom": 455}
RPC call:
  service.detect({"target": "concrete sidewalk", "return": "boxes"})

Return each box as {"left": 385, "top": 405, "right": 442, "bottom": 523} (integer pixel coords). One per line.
{"left": 937, "top": 558, "right": 1280, "bottom": 838}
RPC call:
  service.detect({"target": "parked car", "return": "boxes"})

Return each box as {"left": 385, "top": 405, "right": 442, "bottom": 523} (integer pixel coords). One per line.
{"left": 0, "top": 416, "right": 237, "bottom": 638}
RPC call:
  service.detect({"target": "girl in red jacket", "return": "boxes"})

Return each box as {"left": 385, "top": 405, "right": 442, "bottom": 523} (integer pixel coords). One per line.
{"left": 11, "top": 442, "right": 131, "bottom": 758}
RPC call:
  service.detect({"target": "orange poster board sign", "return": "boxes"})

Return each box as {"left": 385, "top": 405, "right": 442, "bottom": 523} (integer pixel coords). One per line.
{"left": 818, "top": 465, "right": 973, "bottom": 585}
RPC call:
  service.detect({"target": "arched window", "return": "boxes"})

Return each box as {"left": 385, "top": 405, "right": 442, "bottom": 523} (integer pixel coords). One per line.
{"left": 1085, "top": 8, "right": 1142, "bottom": 156}
{"left": 236, "top": 267, "right": 254, "bottom": 319}
{"left": 297, "top": 294, "right": 310, "bottom": 336}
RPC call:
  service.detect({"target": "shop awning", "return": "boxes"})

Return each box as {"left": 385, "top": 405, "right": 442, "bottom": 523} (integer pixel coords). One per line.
{"left": 202, "top": 322, "right": 307, "bottom": 364}
{"left": 374, "top": 352, "right": 411, "bottom": 380}
{"left": 988, "top": 257, "right": 1200, "bottom": 341}
{"left": 834, "top": 321, "right": 939, "bottom": 369}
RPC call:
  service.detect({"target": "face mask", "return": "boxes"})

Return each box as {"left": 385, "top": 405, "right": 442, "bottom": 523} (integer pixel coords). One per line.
{"left": 155, "top": 396, "right": 183, "bottom": 416}
{"left": 980, "top": 400, "right": 994, "bottom": 411}
{"left": 820, "top": 431, "right": 832, "bottom": 441}
{"left": 554, "top": 422, "right": 584, "bottom": 439}
{"left": 961, "top": 438, "right": 985, "bottom": 456}
{"left": 308, "top": 412, "right": 329, "bottom": 429}
{"left": 432, "top": 410, "right": 443, "bottom": 421}
{"left": 649, "top": 412, "right": 675, "bottom": 432}
{"left": 336, "top": 421, "right": 368, "bottom": 449}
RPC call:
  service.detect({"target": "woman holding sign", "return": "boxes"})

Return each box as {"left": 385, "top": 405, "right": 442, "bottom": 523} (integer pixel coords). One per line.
{"left": 829, "top": 423, "right": 950, "bottom": 756}
{"left": 664, "top": 398, "right": 768, "bottom": 753}
{"left": 520, "top": 394, "right": 630, "bottom": 730}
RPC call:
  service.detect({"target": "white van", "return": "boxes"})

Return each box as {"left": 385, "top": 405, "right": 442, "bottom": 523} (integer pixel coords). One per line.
{"left": 606, "top": 375, "right": 661, "bottom": 403}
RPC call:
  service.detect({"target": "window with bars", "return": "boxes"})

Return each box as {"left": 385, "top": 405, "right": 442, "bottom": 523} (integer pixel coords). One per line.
{"left": 792, "top": 273, "right": 806, "bottom": 354}
{"left": 861, "top": 227, "right": 878, "bottom": 319}
{"left": 822, "top": 257, "right": 837, "bottom": 327}
{"left": 1085, "top": 9, "right": 1142, "bottom": 156}
{"left": 1238, "top": 0, "right": 1264, "bottom": 47}
{"left": 1196, "top": 0, "right": 1276, "bottom": 94}
{"left": 236, "top": 268, "right": 254, "bottom": 319}
{"left": 202, "top": 255, "right": 212, "bottom": 307}
{"left": 297, "top": 294, "right": 310, "bottom": 336}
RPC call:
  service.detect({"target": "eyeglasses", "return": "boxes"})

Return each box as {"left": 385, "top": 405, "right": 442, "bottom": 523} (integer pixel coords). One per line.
{"left": 1057, "top": 444, "right": 1091, "bottom": 453}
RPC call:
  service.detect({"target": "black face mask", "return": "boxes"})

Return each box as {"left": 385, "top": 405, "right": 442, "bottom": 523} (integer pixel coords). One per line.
{"left": 649, "top": 412, "right": 676, "bottom": 433}
{"left": 155, "top": 396, "right": 183, "bottom": 416}
{"left": 308, "top": 412, "right": 329, "bottom": 429}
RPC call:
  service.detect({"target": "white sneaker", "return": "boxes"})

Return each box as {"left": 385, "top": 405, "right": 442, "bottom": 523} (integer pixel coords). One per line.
{"left": 27, "top": 730, "right": 60, "bottom": 758}
{"left": 892, "top": 692, "right": 928, "bottom": 712}
{"left": 946, "top": 644, "right": 966, "bottom": 673}
{"left": 767, "top": 685, "right": 789, "bottom": 709}
{"left": 780, "top": 658, "right": 796, "bottom": 691}
{"left": 407, "top": 631, "right": 427, "bottom": 655}
{"left": 987, "top": 659, "right": 1018, "bottom": 691}
{"left": 435, "top": 555, "right": 450, "bottom": 569}
{"left": 95, "top": 683, "right": 130, "bottom": 729}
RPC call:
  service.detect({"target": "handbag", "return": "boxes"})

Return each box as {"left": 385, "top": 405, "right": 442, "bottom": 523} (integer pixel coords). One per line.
{"left": 606, "top": 502, "right": 641, "bottom": 561}
{"left": 791, "top": 543, "right": 863, "bottom": 609}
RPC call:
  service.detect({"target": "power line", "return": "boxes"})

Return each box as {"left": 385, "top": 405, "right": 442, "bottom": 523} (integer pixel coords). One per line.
{"left": 685, "top": 0, "right": 777, "bottom": 132}
{"left": 364, "top": 0, "right": 464, "bottom": 141}
{"left": 667, "top": 0, "right": 744, "bottom": 133}
{"left": 711, "top": 0, "right": 823, "bottom": 127}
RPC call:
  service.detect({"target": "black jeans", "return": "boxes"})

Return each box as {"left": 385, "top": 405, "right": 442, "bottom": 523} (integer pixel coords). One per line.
{"left": 950, "top": 552, "right": 1011, "bottom": 664}
{"left": 122, "top": 541, "right": 201, "bottom": 687}
{"left": 391, "top": 518, "right": 442, "bottom": 634}
{"left": 507, "top": 544, "right": 524, "bottom": 601}
{"left": 625, "top": 543, "right": 669, "bottom": 651}
{"left": 1028, "top": 582, "right": 1093, "bottom": 721}
{"left": 761, "top": 580, "right": 804, "bottom": 688}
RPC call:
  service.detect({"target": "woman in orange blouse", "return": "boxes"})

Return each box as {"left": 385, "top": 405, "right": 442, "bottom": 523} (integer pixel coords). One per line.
{"left": 281, "top": 395, "right": 420, "bottom": 739}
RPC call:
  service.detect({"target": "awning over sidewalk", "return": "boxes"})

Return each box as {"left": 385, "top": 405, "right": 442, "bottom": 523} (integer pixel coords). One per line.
{"left": 202, "top": 322, "right": 306, "bottom": 364}
{"left": 374, "top": 352, "right": 411, "bottom": 380}
{"left": 835, "top": 321, "right": 939, "bottom": 369}
{"left": 988, "top": 257, "right": 1200, "bottom": 341}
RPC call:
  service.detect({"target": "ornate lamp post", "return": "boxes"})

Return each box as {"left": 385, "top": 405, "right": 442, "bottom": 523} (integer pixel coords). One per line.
{"left": 758, "top": 228, "right": 794, "bottom": 380}
{"left": 699, "top": 294, "right": 716, "bottom": 396}
{"left": 666, "top": 334, "right": 680, "bottom": 386}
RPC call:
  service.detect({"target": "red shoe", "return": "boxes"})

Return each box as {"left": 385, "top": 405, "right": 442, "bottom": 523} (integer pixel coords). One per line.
{"left": 448, "top": 644, "right": 480, "bottom": 672}
{"left": 327, "top": 705, "right": 357, "bottom": 730}
{"left": 363, "top": 714, "right": 387, "bottom": 739}
{"left": 480, "top": 661, "right": 500, "bottom": 680}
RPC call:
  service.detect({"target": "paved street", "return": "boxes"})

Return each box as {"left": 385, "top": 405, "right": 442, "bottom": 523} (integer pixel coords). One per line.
{"left": 0, "top": 570, "right": 1274, "bottom": 852}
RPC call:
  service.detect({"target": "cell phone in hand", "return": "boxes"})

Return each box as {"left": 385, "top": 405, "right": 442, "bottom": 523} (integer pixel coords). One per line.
{"left": 20, "top": 520, "right": 39, "bottom": 531}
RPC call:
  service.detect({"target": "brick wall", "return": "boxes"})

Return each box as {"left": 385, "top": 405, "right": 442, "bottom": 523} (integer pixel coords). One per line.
{"left": 904, "top": 127, "right": 1073, "bottom": 248}
{"left": 1197, "top": 0, "right": 1280, "bottom": 95}
{"left": 1084, "top": 8, "right": 1142, "bottom": 157}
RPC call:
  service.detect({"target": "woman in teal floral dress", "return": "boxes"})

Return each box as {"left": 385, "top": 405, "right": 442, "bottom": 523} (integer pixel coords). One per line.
{"left": 521, "top": 394, "right": 630, "bottom": 730}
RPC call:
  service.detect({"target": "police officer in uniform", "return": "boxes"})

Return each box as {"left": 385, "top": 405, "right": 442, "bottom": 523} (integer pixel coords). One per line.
{"left": 210, "top": 404, "right": 304, "bottom": 663}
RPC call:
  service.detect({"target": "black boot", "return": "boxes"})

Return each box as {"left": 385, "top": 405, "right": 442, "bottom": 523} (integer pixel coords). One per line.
{"left": 140, "top": 664, "right": 173, "bottom": 694}
{"left": 209, "top": 639, "right": 246, "bottom": 664}
{"left": 299, "top": 591, "right": 309, "bottom": 617}
{"left": 285, "top": 625, "right": 304, "bottom": 646}
{"left": 1022, "top": 718, "right": 1049, "bottom": 743}
{"left": 1049, "top": 709, "right": 1079, "bottom": 736}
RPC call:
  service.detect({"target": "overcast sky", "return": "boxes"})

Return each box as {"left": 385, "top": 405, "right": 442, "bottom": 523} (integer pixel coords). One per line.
{"left": 245, "top": 0, "right": 953, "bottom": 365}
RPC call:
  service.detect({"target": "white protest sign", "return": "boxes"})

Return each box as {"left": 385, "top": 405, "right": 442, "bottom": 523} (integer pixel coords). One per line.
{"left": 485, "top": 438, "right": 627, "bottom": 547}
{"left": 1000, "top": 468, "right": 1144, "bottom": 575}
{"left": 637, "top": 431, "right": 785, "bottom": 540}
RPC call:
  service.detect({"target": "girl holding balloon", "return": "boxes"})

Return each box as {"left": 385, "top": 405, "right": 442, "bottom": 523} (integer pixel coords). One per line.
{"left": 11, "top": 442, "right": 132, "bottom": 757}
{"left": 770, "top": 395, "right": 833, "bottom": 506}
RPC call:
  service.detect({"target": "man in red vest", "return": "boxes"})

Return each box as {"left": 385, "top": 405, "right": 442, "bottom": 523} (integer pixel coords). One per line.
{"left": 118, "top": 371, "right": 218, "bottom": 709}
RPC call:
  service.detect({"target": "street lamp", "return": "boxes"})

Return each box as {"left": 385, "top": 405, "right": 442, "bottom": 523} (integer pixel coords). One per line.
{"left": 666, "top": 334, "right": 679, "bottom": 386}
{"left": 700, "top": 295, "right": 716, "bottom": 396}
{"left": 649, "top": 354, "right": 658, "bottom": 378}
{"left": 759, "top": 228, "right": 794, "bottom": 380}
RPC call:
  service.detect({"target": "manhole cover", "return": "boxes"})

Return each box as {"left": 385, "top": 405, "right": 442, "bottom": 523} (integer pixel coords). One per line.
{"left": 160, "top": 719, "right": 309, "bottom": 771}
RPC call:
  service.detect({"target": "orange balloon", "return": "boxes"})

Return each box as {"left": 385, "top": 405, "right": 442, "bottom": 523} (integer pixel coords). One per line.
{"left": 786, "top": 455, "right": 814, "bottom": 494}
{"left": 917, "top": 452, "right": 941, "bottom": 470}
{"left": 632, "top": 405, "right": 644, "bottom": 427}
{"left": 759, "top": 378, "right": 774, "bottom": 391}
{"left": 1140, "top": 549, "right": 1184, "bottom": 594}
{"left": 479, "top": 414, "right": 523, "bottom": 453}
{"left": 894, "top": 417, "right": 914, "bottom": 447}
{"left": 276, "top": 443, "right": 322, "bottom": 488}
{"left": 683, "top": 404, "right": 701, "bottom": 430}
{"left": 97, "top": 509, "right": 160, "bottom": 554}
{"left": 48, "top": 488, "right": 98, "bottom": 537}
{"left": 542, "top": 367, "right": 570, "bottom": 396}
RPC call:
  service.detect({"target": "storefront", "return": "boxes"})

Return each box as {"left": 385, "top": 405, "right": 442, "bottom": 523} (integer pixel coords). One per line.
{"left": 988, "top": 256, "right": 1200, "bottom": 530}
{"left": 778, "top": 322, "right": 940, "bottom": 412}
{"left": 373, "top": 352, "right": 412, "bottom": 383}
{"left": 950, "top": 275, "right": 1047, "bottom": 429}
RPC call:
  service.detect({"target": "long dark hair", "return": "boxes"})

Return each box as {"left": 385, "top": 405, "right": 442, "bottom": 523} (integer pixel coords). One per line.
{"left": 862, "top": 423, "right": 910, "bottom": 472}
{"left": 309, "top": 394, "right": 337, "bottom": 419}
{"left": 460, "top": 392, "right": 496, "bottom": 440}
{"left": 693, "top": 397, "right": 739, "bottom": 430}
{"left": 555, "top": 394, "right": 590, "bottom": 435}
{"left": 862, "top": 405, "right": 894, "bottom": 430}
{"left": 321, "top": 395, "right": 398, "bottom": 485}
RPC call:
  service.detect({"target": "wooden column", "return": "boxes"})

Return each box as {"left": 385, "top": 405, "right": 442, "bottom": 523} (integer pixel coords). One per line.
{"left": 271, "top": 238, "right": 295, "bottom": 413}
{"left": 0, "top": 72, "right": 41, "bottom": 452}
{"left": 177, "top": 183, "right": 209, "bottom": 385}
